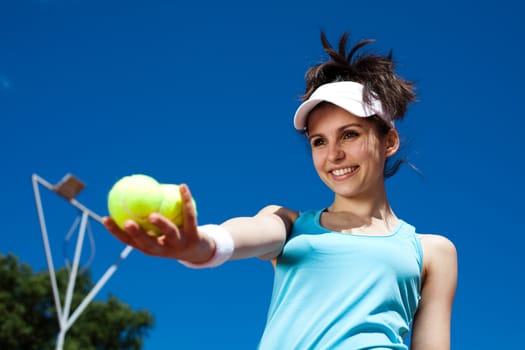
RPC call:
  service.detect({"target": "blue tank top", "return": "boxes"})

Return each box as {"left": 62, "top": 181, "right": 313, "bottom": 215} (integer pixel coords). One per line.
{"left": 258, "top": 209, "right": 423, "bottom": 349}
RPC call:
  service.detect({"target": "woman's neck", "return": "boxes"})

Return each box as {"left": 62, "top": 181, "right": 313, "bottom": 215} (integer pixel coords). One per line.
{"left": 324, "top": 192, "right": 398, "bottom": 235}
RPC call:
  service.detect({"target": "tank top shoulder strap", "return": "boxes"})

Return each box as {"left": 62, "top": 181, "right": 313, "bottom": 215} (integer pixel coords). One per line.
{"left": 396, "top": 220, "right": 424, "bottom": 272}
{"left": 291, "top": 209, "right": 326, "bottom": 238}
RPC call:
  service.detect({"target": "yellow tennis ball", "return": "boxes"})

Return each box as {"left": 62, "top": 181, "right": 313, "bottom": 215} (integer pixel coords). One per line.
{"left": 107, "top": 174, "right": 164, "bottom": 232}
{"left": 159, "top": 184, "right": 197, "bottom": 228}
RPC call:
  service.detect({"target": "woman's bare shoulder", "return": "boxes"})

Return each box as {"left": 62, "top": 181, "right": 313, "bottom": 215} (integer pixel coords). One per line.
{"left": 417, "top": 233, "right": 457, "bottom": 274}
{"left": 417, "top": 233, "right": 456, "bottom": 253}
{"left": 257, "top": 205, "right": 300, "bottom": 221}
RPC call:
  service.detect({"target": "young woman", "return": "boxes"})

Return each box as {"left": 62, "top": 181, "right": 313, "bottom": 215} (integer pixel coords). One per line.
{"left": 104, "top": 32, "right": 458, "bottom": 349}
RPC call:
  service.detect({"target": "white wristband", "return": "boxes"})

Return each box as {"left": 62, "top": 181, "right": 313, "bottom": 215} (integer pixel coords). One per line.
{"left": 178, "top": 224, "right": 234, "bottom": 268}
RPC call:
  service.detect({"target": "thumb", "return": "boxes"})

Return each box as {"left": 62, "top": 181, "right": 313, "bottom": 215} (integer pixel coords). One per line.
{"left": 179, "top": 184, "right": 199, "bottom": 237}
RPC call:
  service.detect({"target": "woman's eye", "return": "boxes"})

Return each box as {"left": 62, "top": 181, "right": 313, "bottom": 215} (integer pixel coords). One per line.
{"left": 342, "top": 130, "right": 359, "bottom": 139}
{"left": 311, "top": 138, "right": 326, "bottom": 147}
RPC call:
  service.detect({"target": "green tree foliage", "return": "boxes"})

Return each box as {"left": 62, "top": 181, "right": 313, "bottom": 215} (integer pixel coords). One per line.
{"left": 0, "top": 253, "right": 154, "bottom": 350}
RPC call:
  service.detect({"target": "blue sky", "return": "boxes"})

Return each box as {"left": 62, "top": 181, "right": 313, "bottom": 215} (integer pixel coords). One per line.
{"left": 1, "top": 0, "right": 524, "bottom": 348}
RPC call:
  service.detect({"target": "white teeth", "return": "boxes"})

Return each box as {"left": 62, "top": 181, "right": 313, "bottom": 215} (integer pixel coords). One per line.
{"left": 332, "top": 167, "right": 356, "bottom": 176}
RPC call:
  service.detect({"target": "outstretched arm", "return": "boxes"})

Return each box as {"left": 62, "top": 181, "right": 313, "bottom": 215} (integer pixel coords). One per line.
{"left": 410, "top": 234, "right": 458, "bottom": 350}
{"left": 223, "top": 205, "right": 296, "bottom": 261}
{"left": 103, "top": 184, "right": 296, "bottom": 265}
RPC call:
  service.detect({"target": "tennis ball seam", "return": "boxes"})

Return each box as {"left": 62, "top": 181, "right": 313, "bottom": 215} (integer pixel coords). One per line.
{"left": 120, "top": 191, "right": 151, "bottom": 222}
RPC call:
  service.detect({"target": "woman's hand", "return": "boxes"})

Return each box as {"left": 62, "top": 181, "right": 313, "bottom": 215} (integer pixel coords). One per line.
{"left": 102, "top": 184, "right": 215, "bottom": 263}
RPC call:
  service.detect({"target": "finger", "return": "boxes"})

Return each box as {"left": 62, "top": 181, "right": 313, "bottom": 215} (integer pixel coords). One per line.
{"left": 102, "top": 216, "right": 119, "bottom": 232}
{"left": 179, "top": 184, "right": 198, "bottom": 235}
{"left": 122, "top": 220, "right": 168, "bottom": 256}
{"left": 148, "top": 212, "right": 180, "bottom": 240}
{"left": 102, "top": 217, "right": 136, "bottom": 246}
{"left": 104, "top": 216, "right": 169, "bottom": 256}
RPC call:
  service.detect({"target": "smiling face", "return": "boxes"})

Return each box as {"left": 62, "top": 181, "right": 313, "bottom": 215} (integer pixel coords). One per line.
{"left": 307, "top": 103, "right": 399, "bottom": 200}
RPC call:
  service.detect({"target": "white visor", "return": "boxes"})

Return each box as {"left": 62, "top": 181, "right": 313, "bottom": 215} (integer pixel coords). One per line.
{"left": 293, "top": 81, "right": 392, "bottom": 130}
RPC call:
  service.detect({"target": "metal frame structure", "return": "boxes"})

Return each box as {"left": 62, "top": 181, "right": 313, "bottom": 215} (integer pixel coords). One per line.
{"left": 32, "top": 173, "right": 133, "bottom": 350}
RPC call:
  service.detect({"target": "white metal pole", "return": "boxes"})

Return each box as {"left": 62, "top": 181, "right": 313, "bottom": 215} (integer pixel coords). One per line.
{"left": 55, "top": 329, "right": 66, "bottom": 350}
{"left": 32, "top": 173, "right": 134, "bottom": 350}
{"left": 32, "top": 175, "right": 65, "bottom": 325}
{"left": 65, "top": 245, "right": 133, "bottom": 330}
{"left": 61, "top": 211, "right": 89, "bottom": 332}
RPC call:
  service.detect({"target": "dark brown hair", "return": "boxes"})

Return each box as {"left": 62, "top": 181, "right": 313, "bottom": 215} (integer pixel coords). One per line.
{"left": 303, "top": 31, "right": 416, "bottom": 121}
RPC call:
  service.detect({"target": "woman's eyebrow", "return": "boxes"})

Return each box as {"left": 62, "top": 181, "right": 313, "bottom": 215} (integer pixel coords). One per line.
{"left": 308, "top": 123, "right": 364, "bottom": 140}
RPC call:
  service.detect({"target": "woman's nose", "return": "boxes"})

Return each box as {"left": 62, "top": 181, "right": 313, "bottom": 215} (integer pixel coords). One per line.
{"left": 328, "top": 143, "right": 344, "bottom": 162}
